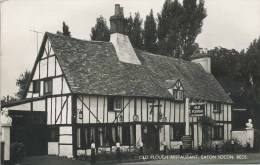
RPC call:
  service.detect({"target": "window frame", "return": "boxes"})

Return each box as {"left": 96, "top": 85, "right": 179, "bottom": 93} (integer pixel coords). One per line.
{"left": 107, "top": 97, "right": 123, "bottom": 111}
{"left": 213, "top": 103, "right": 222, "bottom": 113}
{"left": 212, "top": 125, "right": 224, "bottom": 140}
{"left": 48, "top": 127, "right": 59, "bottom": 142}
{"left": 44, "top": 79, "right": 53, "bottom": 95}
{"left": 32, "top": 80, "right": 41, "bottom": 93}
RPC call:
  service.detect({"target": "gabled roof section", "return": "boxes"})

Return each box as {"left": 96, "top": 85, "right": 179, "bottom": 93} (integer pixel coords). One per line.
{"left": 45, "top": 32, "right": 232, "bottom": 103}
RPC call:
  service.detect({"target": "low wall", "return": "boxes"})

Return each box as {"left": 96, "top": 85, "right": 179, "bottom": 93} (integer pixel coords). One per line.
{"left": 232, "top": 128, "right": 254, "bottom": 148}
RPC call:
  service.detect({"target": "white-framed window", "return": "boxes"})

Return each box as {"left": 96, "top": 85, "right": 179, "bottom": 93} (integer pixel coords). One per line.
{"left": 114, "top": 97, "right": 122, "bottom": 110}
{"left": 107, "top": 97, "right": 122, "bottom": 111}
{"left": 213, "top": 103, "right": 223, "bottom": 113}
{"left": 174, "top": 90, "right": 184, "bottom": 100}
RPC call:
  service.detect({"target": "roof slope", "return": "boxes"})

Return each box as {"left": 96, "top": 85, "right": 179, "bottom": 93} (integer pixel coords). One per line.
{"left": 47, "top": 32, "right": 232, "bottom": 103}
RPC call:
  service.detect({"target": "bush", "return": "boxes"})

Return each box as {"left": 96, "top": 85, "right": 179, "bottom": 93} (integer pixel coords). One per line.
{"left": 10, "top": 142, "right": 24, "bottom": 164}
{"left": 253, "top": 129, "right": 260, "bottom": 152}
{"left": 221, "top": 139, "right": 244, "bottom": 153}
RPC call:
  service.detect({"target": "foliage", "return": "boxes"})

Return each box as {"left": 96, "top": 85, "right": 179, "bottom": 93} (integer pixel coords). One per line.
{"left": 90, "top": 15, "right": 110, "bottom": 42}
{"left": 57, "top": 21, "right": 71, "bottom": 37}
{"left": 126, "top": 12, "right": 144, "bottom": 49}
{"left": 253, "top": 129, "right": 260, "bottom": 152}
{"left": 144, "top": 9, "right": 157, "bottom": 54}
{"left": 241, "top": 37, "right": 260, "bottom": 129}
{"left": 15, "top": 70, "right": 31, "bottom": 99}
{"left": 157, "top": 0, "right": 207, "bottom": 59}
{"left": 10, "top": 142, "right": 25, "bottom": 164}
{"left": 1, "top": 95, "right": 17, "bottom": 104}
{"left": 221, "top": 139, "right": 244, "bottom": 153}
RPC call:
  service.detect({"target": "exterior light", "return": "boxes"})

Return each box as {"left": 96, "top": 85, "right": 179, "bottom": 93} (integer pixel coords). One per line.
{"left": 91, "top": 142, "right": 95, "bottom": 149}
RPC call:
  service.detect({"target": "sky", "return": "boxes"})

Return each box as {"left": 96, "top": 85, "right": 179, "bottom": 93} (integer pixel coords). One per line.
{"left": 0, "top": 0, "right": 260, "bottom": 98}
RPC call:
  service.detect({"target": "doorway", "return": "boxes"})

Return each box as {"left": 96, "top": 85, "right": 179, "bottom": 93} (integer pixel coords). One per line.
{"left": 142, "top": 124, "right": 159, "bottom": 153}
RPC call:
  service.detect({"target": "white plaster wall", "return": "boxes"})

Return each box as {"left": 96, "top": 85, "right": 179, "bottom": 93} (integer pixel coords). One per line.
{"left": 62, "top": 77, "right": 71, "bottom": 94}
{"left": 40, "top": 59, "right": 47, "bottom": 79}
{"left": 47, "top": 98, "right": 52, "bottom": 125}
{"left": 60, "top": 136, "right": 72, "bottom": 144}
{"left": 67, "top": 97, "right": 72, "bottom": 124}
{"left": 232, "top": 131, "right": 247, "bottom": 146}
{"left": 82, "top": 96, "right": 90, "bottom": 123}
{"left": 48, "top": 56, "right": 55, "bottom": 77}
{"left": 170, "top": 141, "right": 181, "bottom": 150}
{"left": 53, "top": 77, "right": 62, "bottom": 95}
{"left": 33, "top": 63, "right": 40, "bottom": 80}
{"left": 89, "top": 96, "right": 97, "bottom": 123}
{"left": 33, "top": 100, "right": 45, "bottom": 111}
{"left": 48, "top": 142, "right": 58, "bottom": 155}
{"left": 60, "top": 126, "right": 72, "bottom": 134}
{"left": 56, "top": 59, "right": 63, "bottom": 76}
{"left": 136, "top": 124, "right": 142, "bottom": 145}
{"left": 8, "top": 103, "right": 31, "bottom": 111}
{"left": 59, "top": 145, "right": 73, "bottom": 158}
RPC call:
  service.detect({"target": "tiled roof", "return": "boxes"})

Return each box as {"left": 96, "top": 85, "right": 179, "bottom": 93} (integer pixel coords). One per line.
{"left": 47, "top": 32, "right": 232, "bottom": 103}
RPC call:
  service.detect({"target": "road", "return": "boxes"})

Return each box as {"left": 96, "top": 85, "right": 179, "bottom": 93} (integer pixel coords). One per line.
{"left": 123, "top": 153, "right": 260, "bottom": 164}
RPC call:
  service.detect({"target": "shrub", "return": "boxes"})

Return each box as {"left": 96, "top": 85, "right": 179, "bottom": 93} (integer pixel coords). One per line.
{"left": 10, "top": 142, "right": 24, "bottom": 164}
{"left": 253, "top": 129, "right": 260, "bottom": 152}
{"left": 221, "top": 139, "right": 244, "bottom": 153}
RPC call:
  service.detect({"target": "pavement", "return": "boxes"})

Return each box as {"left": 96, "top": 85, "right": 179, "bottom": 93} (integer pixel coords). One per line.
{"left": 20, "top": 153, "right": 260, "bottom": 165}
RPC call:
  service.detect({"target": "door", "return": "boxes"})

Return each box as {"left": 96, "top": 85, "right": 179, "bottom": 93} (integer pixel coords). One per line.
{"left": 142, "top": 124, "right": 159, "bottom": 153}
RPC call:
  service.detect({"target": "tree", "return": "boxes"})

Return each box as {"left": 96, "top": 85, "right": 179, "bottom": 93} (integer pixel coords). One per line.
{"left": 15, "top": 70, "right": 31, "bottom": 99}
{"left": 144, "top": 9, "right": 157, "bottom": 54}
{"left": 126, "top": 12, "right": 144, "bottom": 49}
{"left": 90, "top": 16, "right": 110, "bottom": 42}
{"left": 157, "top": 0, "right": 206, "bottom": 59}
{"left": 57, "top": 21, "right": 71, "bottom": 37}
{"left": 242, "top": 37, "right": 260, "bottom": 128}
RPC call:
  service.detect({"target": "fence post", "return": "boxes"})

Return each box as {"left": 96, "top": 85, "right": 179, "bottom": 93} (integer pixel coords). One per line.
{"left": 116, "top": 142, "right": 121, "bottom": 161}
{"left": 90, "top": 142, "right": 96, "bottom": 163}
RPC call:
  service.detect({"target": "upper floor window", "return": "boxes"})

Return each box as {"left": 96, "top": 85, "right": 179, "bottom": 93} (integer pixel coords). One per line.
{"left": 107, "top": 97, "right": 122, "bottom": 111}
{"left": 213, "top": 103, "right": 222, "bottom": 113}
{"left": 174, "top": 90, "right": 183, "bottom": 100}
{"left": 44, "top": 79, "right": 53, "bottom": 95}
{"left": 33, "top": 80, "right": 40, "bottom": 93}
{"left": 169, "top": 79, "right": 184, "bottom": 101}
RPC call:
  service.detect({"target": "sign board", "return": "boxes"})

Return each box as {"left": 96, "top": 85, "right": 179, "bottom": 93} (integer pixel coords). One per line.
{"left": 190, "top": 105, "right": 205, "bottom": 117}
{"left": 182, "top": 135, "right": 192, "bottom": 149}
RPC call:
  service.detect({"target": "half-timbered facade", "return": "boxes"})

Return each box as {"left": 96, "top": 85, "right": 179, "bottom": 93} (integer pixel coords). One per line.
{"left": 3, "top": 4, "right": 233, "bottom": 158}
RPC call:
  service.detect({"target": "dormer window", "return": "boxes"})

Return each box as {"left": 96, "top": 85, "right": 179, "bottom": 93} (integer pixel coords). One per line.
{"left": 44, "top": 79, "right": 53, "bottom": 95}
{"left": 33, "top": 80, "right": 40, "bottom": 93}
{"left": 168, "top": 79, "right": 184, "bottom": 101}
{"left": 107, "top": 97, "right": 122, "bottom": 111}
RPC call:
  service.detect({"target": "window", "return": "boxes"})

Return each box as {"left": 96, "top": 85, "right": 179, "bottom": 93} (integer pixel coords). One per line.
{"left": 107, "top": 97, "right": 122, "bottom": 111}
{"left": 212, "top": 126, "right": 224, "bottom": 140}
{"left": 77, "top": 127, "right": 94, "bottom": 149}
{"left": 44, "top": 79, "right": 53, "bottom": 94}
{"left": 121, "top": 125, "right": 136, "bottom": 146}
{"left": 170, "top": 123, "right": 185, "bottom": 141}
{"left": 176, "top": 91, "right": 183, "bottom": 100}
{"left": 213, "top": 103, "right": 222, "bottom": 113}
{"left": 48, "top": 127, "right": 59, "bottom": 142}
{"left": 33, "top": 81, "right": 40, "bottom": 93}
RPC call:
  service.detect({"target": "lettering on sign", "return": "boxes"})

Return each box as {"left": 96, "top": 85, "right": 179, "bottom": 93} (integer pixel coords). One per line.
{"left": 190, "top": 105, "right": 205, "bottom": 117}
{"left": 182, "top": 135, "right": 192, "bottom": 150}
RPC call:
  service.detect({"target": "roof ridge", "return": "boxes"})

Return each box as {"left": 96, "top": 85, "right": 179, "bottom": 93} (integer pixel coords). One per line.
{"left": 46, "top": 32, "right": 112, "bottom": 44}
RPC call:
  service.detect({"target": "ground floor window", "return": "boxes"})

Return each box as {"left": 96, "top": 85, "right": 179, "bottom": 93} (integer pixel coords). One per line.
{"left": 170, "top": 123, "right": 185, "bottom": 141}
{"left": 212, "top": 125, "right": 224, "bottom": 140}
{"left": 48, "top": 127, "right": 59, "bottom": 142}
{"left": 77, "top": 125, "right": 136, "bottom": 149}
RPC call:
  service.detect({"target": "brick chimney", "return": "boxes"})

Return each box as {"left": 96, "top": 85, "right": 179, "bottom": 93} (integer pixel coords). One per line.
{"left": 109, "top": 4, "right": 141, "bottom": 65}
{"left": 110, "top": 4, "right": 126, "bottom": 34}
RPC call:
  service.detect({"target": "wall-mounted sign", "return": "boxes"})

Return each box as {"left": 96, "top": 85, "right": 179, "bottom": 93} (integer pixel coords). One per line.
{"left": 190, "top": 105, "right": 205, "bottom": 117}
{"left": 182, "top": 135, "right": 192, "bottom": 149}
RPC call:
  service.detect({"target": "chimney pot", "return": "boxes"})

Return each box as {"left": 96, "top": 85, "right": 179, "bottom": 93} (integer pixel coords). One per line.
{"left": 115, "top": 4, "right": 120, "bottom": 16}
{"left": 120, "top": 7, "right": 124, "bottom": 17}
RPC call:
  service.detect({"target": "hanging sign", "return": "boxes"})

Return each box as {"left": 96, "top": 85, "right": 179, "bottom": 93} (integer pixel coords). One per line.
{"left": 190, "top": 105, "right": 205, "bottom": 117}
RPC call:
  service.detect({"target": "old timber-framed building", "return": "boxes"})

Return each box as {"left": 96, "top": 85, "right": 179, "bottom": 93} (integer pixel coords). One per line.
{"left": 3, "top": 4, "right": 232, "bottom": 158}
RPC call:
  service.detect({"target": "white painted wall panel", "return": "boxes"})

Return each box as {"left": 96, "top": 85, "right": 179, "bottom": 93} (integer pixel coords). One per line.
{"left": 56, "top": 59, "right": 63, "bottom": 76}
{"left": 8, "top": 103, "right": 31, "bottom": 111}
{"left": 175, "top": 103, "right": 179, "bottom": 122}
{"left": 56, "top": 97, "right": 61, "bottom": 124}
{"left": 59, "top": 145, "right": 73, "bottom": 158}
{"left": 48, "top": 56, "right": 55, "bottom": 77}
{"left": 33, "top": 63, "right": 40, "bottom": 80}
{"left": 142, "top": 99, "right": 147, "bottom": 122}
{"left": 40, "top": 81, "right": 44, "bottom": 96}
{"left": 32, "top": 93, "right": 40, "bottom": 98}
{"left": 60, "top": 136, "right": 72, "bottom": 144}
{"left": 228, "top": 105, "right": 232, "bottom": 121}
{"left": 170, "top": 102, "right": 174, "bottom": 122}
{"left": 77, "top": 96, "right": 83, "bottom": 124}
{"left": 82, "top": 96, "right": 90, "bottom": 124}
{"left": 179, "top": 103, "right": 184, "bottom": 122}
{"left": 53, "top": 77, "right": 62, "bottom": 95}
{"left": 26, "top": 92, "right": 32, "bottom": 99}
{"left": 67, "top": 96, "right": 72, "bottom": 124}
{"left": 136, "top": 99, "right": 141, "bottom": 122}
{"left": 33, "top": 100, "right": 45, "bottom": 111}
{"left": 47, "top": 98, "right": 52, "bottom": 125}
{"left": 51, "top": 98, "right": 56, "bottom": 124}
{"left": 62, "top": 78, "right": 71, "bottom": 94}
{"left": 123, "top": 98, "right": 129, "bottom": 122}
{"left": 129, "top": 98, "right": 134, "bottom": 122}
{"left": 97, "top": 96, "right": 104, "bottom": 123}
{"left": 107, "top": 112, "right": 114, "bottom": 123}
{"left": 48, "top": 142, "right": 58, "bottom": 155}
{"left": 194, "top": 124, "right": 198, "bottom": 148}
{"left": 153, "top": 100, "right": 158, "bottom": 122}
{"left": 165, "top": 101, "right": 170, "bottom": 122}
{"left": 89, "top": 96, "right": 97, "bottom": 123}
{"left": 40, "top": 59, "right": 47, "bottom": 79}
